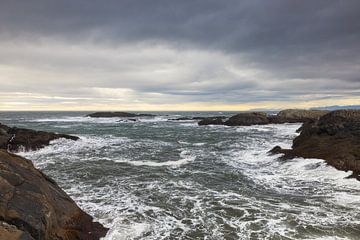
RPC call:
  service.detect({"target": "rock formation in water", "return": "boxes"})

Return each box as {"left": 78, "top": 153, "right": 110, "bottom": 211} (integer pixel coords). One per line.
{"left": 224, "top": 112, "right": 269, "bottom": 126}
{"left": 270, "top": 110, "right": 360, "bottom": 179}
{"left": 198, "top": 117, "right": 225, "bottom": 125}
{"left": 197, "top": 109, "right": 330, "bottom": 126}
{"left": 269, "top": 109, "right": 330, "bottom": 123}
{"left": 87, "top": 112, "right": 155, "bottom": 118}
{"left": 0, "top": 150, "right": 108, "bottom": 240}
{"left": 0, "top": 123, "right": 79, "bottom": 152}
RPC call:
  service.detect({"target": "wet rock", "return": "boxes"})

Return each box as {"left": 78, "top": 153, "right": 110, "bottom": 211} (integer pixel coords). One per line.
{"left": 224, "top": 112, "right": 269, "bottom": 126}
{"left": 271, "top": 110, "right": 360, "bottom": 177}
{"left": 0, "top": 123, "right": 79, "bottom": 152}
{"left": 275, "top": 109, "right": 329, "bottom": 122}
{"left": 198, "top": 117, "right": 225, "bottom": 125}
{"left": 87, "top": 112, "right": 155, "bottom": 118}
{"left": 0, "top": 150, "right": 108, "bottom": 240}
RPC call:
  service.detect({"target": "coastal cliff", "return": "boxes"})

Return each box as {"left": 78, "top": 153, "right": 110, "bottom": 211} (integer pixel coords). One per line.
{"left": 0, "top": 124, "right": 108, "bottom": 239}
{"left": 271, "top": 110, "right": 360, "bottom": 178}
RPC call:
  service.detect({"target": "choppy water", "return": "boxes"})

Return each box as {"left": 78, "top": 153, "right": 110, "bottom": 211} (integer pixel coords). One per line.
{"left": 1, "top": 111, "right": 360, "bottom": 240}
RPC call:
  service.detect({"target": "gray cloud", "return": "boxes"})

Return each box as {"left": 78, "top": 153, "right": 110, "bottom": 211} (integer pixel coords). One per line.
{"left": 0, "top": 0, "right": 359, "bottom": 109}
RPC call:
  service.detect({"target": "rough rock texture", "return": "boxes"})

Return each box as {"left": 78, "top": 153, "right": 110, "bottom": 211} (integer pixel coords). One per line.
{"left": 0, "top": 123, "right": 79, "bottom": 152}
{"left": 198, "top": 117, "right": 225, "bottom": 126}
{"left": 224, "top": 112, "right": 269, "bottom": 126}
{"left": 270, "top": 110, "right": 360, "bottom": 178}
{"left": 87, "top": 112, "right": 155, "bottom": 118}
{"left": 0, "top": 150, "right": 108, "bottom": 240}
{"left": 274, "top": 109, "right": 329, "bottom": 123}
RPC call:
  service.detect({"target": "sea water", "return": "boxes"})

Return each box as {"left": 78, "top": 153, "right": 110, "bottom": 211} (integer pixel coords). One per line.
{"left": 1, "top": 111, "right": 359, "bottom": 240}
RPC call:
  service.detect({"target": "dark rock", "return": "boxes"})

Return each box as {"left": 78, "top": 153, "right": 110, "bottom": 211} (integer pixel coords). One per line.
{"left": 224, "top": 112, "right": 269, "bottom": 126}
{"left": 0, "top": 150, "right": 108, "bottom": 240}
{"left": 0, "top": 123, "right": 79, "bottom": 152}
{"left": 169, "top": 117, "right": 193, "bottom": 121}
{"left": 271, "top": 110, "right": 360, "bottom": 175}
{"left": 87, "top": 112, "right": 155, "bottom": 118}
{"left": 198, "top": 117, "right": 225, "bottom": 126}
{"left": 275, "top": 109, "right": 329, "bottom": 123}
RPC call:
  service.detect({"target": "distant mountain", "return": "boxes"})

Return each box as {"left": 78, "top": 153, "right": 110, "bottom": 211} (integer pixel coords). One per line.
{"left": 310, "top": 105, "right": 360, "bottom": 110}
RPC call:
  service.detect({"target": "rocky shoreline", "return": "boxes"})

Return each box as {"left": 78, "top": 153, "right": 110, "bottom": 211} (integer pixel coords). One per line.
{"left": 0, "top": 124, "right": 108, "bottom": 240}
{"left": 198, "top": 109, "right": 330, "bottom": 126}
{"left": 270, "top": 110, "right": 360, "bottom": 179}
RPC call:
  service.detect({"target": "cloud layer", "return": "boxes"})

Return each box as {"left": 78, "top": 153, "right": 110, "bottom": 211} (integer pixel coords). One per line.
{"left": 0, "top": 0, "right": 359, "bottom": 110}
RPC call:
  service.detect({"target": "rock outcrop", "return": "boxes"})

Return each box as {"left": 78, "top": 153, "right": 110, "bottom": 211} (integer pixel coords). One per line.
{"left": 87, "top": 112, "right": 155, "bottom": 118}
{"left": 0, "top": 123, "right": 79, "bottom": 152}
{"left": 224, "top": 112, "right": 269, "bottom": 126}
{"left": 198, "top": 117, "right": 225, "bottom": 126}
{"left": 197, "top": 109, "right": 330, "bottom": 126}
{"left": 273, "top": 109, "right": 330, "bottom": 123}
{"left": 270, "top": 110, "right": 360, "bottom": 178}
{"left": 0, "top": 150, "right": 108, "bottom": 239}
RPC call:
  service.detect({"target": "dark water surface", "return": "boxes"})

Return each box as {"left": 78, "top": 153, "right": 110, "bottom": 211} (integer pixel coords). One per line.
{"left": 1, "top": 111, "right": 359, "bottom": 240}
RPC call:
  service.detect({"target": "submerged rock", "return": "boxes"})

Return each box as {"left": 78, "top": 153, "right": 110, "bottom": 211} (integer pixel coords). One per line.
{"left": 87, "top": 112, "right": 155, "bottom": 118}
{"left": 0, "top": 123, "right": 79, "bottom": 152}
{"left": 0, "top": 150, "right": 108, "bottom": 239}
{"left": 270, "top": 110, "right": 360, "bottom": 178}
{"left": 224, "top": 112, "right": 269, "bottom": 126}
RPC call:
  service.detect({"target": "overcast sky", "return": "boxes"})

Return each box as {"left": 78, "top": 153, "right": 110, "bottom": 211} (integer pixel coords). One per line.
{"left": 0, "top": 0, "right": 359, "bottom": 111}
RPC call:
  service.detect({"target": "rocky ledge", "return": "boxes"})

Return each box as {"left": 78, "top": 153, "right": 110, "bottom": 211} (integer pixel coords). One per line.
{"left": 0, "top": 150, "right": 108, "bottom": 240}
{"left": 270, "top": 110, "right": 360, "bottom": 179}
{"left": 0, "top": 123, "right": 79, "bottom": 152}
{"left": 198, "top": 109, "right": 329, "bottom": 126}
{"left": 87, "top": 112, "right": 155, "bottom": 118}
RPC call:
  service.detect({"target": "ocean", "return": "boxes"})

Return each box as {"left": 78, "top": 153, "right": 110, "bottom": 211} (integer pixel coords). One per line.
{"left": 1, "top": 111, "right": 359, "bottom": 240}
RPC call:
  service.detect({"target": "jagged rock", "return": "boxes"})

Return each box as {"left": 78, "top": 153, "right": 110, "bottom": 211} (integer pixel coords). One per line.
{"left": 0, "top": 150, "right": 108, "bottom": 240}
{"left": 87, "top": 112, "right": 155, "bottom": 118}
{"left": 0, "top": 123, "right": 79, "bottom": 152}
{"left": 198, "top": 117, "right": 225, "bottom": 126}
{"left": 224, "top": 112, "right": 269, "bottom": 126}
{"left": 275, "top": 109, "right": 329, "bottom": 122}
{"left": 270, "top": 110, "right": 360, "bottom": 178}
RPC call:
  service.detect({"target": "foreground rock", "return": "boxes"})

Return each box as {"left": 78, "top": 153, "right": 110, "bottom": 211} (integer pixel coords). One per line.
{"left": 0, "top": 123, "right": 79, "bottom": 152}
{"left": 0, "top": 150, "right": 108, "bottom": 239}
{"left": 270, "top": 110, "right": 360, "bottom": 178}
{"left": 87, "top": 112, "right": 155, "bottom": 118}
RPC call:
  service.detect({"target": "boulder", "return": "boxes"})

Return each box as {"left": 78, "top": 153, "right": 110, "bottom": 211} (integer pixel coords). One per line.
{"left": 224, "top": 112, "right": 269, "bottom": 126}
{"left": 0, "top": 150, "right": 108, "bottom": 239}
{"left": 275, "top": 109, "right": 329, "bottom": 123}
{"left": 87, "top": 112, "right": 155, "bottom": 118}
{"left": 0, "top": 123, "right": 79, "bottom": 152}
{"left": 198, "top": 117, "right": 225, "bottom": 126}
{"left": 270, "top": 110, "right": 360, "bottom": 178}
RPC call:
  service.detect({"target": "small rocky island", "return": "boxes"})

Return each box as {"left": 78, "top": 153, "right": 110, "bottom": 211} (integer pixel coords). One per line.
{"left": 0, "top": 124, "right": 108, "bottom": 239}
{"left": 198, "top": 109, "right": 329, "bottom": 126}
{"left": 271, "top": 110, "right": 360, "bottom": 179}
{"left": 87, "top": 111, "right": 155, "bottom": 118}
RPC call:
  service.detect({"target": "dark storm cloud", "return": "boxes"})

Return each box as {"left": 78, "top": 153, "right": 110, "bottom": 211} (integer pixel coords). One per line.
{"left": 0, "top": 0, "right": 359, "bottom": 108}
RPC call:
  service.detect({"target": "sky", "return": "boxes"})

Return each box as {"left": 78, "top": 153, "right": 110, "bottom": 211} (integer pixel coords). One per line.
{"left": 0, "top": 0, "right": 359, "bottom": 111}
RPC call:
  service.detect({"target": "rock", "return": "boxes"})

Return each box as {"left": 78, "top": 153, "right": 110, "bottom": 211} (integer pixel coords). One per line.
{"left": 0, "top": 221, "right": 34, "bottom": 240}
{"left": 0, "top": 123, "right": 79, "bottom": 152}
{"left": 271, "top": 110, "right": 360, "bottom": 177}
{"left": 0, "top": 150, "right": 108, "bottom": 240}
{"left": 275, "top": 109, "right": 329, "bottom": 123}
{"left": 224, "top": 112, "right": 269, "bottom": 126}
{"left": 87, "top": 112, "right": 155, "bottom": 118}
{"left": 198, "top": 117, "right": 225, "bottom": 126}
